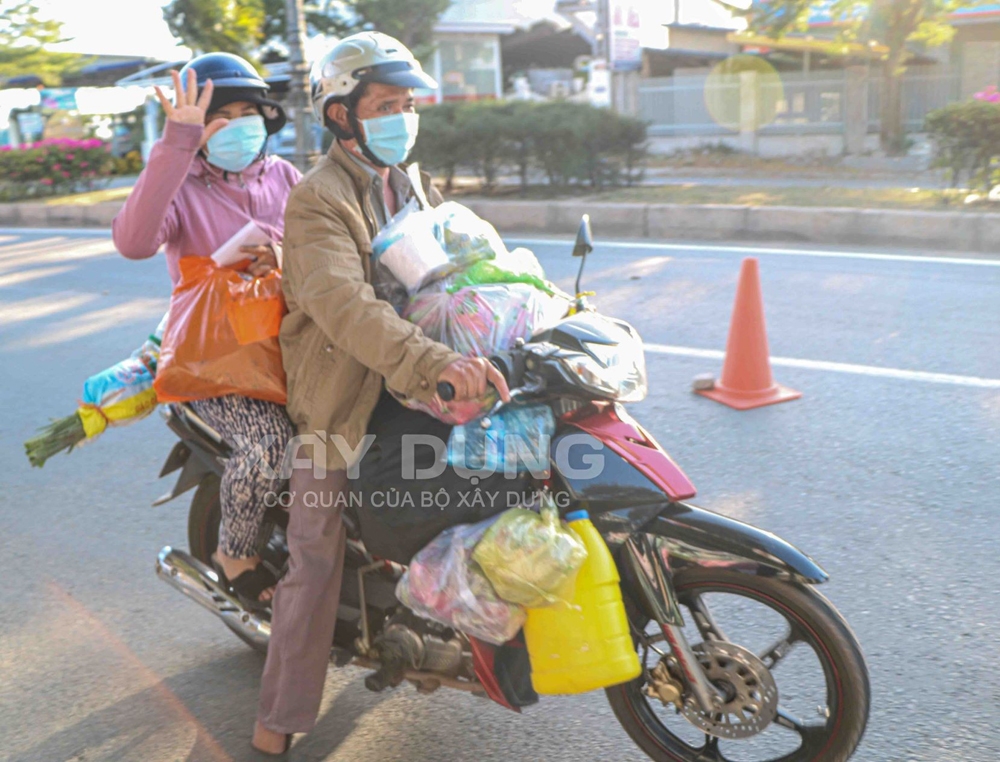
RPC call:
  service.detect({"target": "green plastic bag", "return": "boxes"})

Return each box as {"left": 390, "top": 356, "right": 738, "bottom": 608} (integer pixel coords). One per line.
{"left": 472, "top": 497, "right": 588, "bottom": 608}
{"left": 447, "top": 247, "right": 558, "bottom": 296}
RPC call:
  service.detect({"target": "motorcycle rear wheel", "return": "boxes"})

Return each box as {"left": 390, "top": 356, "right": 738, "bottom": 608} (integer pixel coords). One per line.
{"left": 187, "top": 474, "right": 221, "bottom": 567}
{"left": 608, "top": 567, "right": 869, "bottom": 762}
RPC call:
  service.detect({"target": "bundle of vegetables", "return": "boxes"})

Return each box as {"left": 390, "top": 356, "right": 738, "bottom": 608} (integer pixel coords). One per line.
{"left": 25, "top": 314, "right": 168, "bottom": 468}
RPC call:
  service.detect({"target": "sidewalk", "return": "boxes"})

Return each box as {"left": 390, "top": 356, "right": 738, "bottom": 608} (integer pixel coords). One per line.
{"left": 1, "top": 184, "right": 996, "bottom": 254}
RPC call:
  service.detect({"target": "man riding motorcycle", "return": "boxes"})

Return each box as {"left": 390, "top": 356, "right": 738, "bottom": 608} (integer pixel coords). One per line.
{"left": 253, "top": 32, "right": 508, "bottom": 754}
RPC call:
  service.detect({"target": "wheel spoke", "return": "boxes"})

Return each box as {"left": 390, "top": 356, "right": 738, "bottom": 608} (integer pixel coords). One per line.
{"left": 758, "top": 625, "right": 803, "bottom": 670}
{"left": 686, "top": 593, "right": 729, "bottom": 643}
{"left": 696, "top": 735, "right": 729, "bottom": 762}
{"left": 775, "top": 707, "right": 830, "bottom": 755}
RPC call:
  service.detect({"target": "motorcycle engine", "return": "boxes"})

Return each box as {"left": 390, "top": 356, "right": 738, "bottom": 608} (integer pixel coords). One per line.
{"left": 365, "top": 611, "right": 466, "bottom": 692}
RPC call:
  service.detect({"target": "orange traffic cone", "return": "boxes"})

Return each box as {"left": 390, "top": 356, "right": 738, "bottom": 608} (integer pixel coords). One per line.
{"left": 696, "top": 257, "right": 801, "bottom": 410}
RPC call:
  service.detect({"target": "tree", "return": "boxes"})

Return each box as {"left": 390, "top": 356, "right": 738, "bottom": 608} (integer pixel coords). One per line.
{"left": 745, "top": 0, "right": 987, "bottom": 155}
{"left": 0, "top": 1, "right": 81, "bottom": 85}
{"left": 162, "top": 0, "right": 268, "bottom": 61}
{"left": 166, "top": 0, "right": 452, "bottom": 65}
{"left": 352, "top": 0, "right": 452, "bottom": 58}
{"left": 261, "top": 0, "right": 350, "bottom": 48}
{"left": 261, "top": 0, "right": 451, "bottom": 58}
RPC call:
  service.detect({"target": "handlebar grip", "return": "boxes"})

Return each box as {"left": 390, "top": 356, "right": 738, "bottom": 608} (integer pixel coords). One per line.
{"left": 437, "top": 381, "right": 456, "bottom": 401}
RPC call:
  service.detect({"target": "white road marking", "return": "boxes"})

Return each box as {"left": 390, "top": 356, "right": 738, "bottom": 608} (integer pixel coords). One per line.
{"left": 510, "top": 237, "right": 1000, "bottom": 267}
{"left": 645, "top": 343, "right": 1000, "bottom": 389}
{"left": 2, "top": 230, "right": 997, "bottom": 266}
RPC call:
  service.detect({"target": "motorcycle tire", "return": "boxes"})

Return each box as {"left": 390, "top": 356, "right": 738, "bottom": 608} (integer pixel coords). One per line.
{"left": 186, "top": 474, "right": 268, "bottom": 654}
{"left": 607, "top": 567, "right": 870, "bottom": 762}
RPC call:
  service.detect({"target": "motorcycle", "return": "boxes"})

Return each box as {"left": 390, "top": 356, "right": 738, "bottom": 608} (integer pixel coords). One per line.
{"left": 153, "top": 216, "right": 870, "bottom": 762}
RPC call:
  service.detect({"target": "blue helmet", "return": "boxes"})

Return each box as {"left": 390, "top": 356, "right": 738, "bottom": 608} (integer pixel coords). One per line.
{"left": 179, "top": 53, "right": 287, "bottom": 135}
{"left": 180, "top": 52, "right": 267, "bottom": 89}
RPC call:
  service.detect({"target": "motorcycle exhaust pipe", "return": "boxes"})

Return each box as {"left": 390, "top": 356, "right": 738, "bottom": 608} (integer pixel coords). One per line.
{"left": 155, "top": 546, "right": 271, "bottom": 650}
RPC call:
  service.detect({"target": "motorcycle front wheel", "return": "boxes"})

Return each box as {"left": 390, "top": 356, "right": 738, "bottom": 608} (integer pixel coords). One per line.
{"left": 608, "top": 567, "right": 869, "bottom": 762}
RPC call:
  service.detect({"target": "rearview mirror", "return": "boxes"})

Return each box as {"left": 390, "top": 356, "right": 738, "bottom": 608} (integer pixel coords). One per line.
{"left": 572, "top": 214, "right": 593, "bottom": 258}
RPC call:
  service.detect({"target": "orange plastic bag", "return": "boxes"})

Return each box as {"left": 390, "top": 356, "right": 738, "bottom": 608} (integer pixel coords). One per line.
{"left": 226, "top": 270, "right": 285, "bottom": 345}
{"left": 154, "top": 256, "right": 287, "bottom": 405}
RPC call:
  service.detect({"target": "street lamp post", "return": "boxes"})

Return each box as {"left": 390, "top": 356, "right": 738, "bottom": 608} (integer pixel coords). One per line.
{"left": 285, "top": 0, "right": 318, "bottom": 172}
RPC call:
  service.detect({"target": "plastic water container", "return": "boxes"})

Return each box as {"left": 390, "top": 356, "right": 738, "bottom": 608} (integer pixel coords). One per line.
{"left": 523, "top": 510, "right": 641, "bottom": 694}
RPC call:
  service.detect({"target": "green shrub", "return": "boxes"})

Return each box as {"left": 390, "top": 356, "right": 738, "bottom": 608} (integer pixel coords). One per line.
{"left": 499, "top": 101, "right": 539, "bottom": 193}
{"left": 925, "top": 100, "right": 1000, "bottom": 190}
{"left": 0, "top": 138, "right": 113, "bottom": 201}
{"left": 411, "top": 102, "right": 465, "bottom": 192}
{"left": 413, "top": 100, "right": 648, "bottom": 194}
{"left": 110, "top": 149, "right": 144, "bottom": 176}
{"left": 455, "top": 101, "right": 509, "bottom": 192}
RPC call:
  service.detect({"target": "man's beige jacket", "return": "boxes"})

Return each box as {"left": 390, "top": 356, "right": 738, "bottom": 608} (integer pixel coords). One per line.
{"left": 280, "top": 142, "right": 461, "bottom": 470}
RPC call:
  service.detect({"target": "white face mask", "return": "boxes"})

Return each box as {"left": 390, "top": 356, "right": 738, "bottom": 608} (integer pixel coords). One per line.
{"left": 360, "top": 112, "right": 420, "bottom": 165}
{"left": 205, "top": 115, "right": 267, "bottom": 172}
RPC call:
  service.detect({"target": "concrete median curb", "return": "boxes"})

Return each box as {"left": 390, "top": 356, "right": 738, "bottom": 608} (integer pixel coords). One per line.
{"left": 1, "top": 197, "right": 996, "bottom": 253}
{"left": 0, "top": 200, "right": 121, "bottom": 228}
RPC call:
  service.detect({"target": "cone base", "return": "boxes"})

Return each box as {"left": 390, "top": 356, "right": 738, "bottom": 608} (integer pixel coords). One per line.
{"left": 697, "top": 382, "right": 802, "bottom": 410}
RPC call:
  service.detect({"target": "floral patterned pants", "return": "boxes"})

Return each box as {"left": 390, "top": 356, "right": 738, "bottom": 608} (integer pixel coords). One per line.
{"left": 189, "top": 395, "right": 294, "bottom": 559}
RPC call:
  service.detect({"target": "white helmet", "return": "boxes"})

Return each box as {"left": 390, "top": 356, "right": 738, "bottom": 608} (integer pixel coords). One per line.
{"left": 310, "top": 32, "right": 438, "bottom": 122}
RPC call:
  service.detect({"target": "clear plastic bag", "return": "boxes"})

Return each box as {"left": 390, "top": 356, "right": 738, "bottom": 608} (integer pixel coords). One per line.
{"left": 372, "top": 199, "right": 450, "bottom": 293}
{"left": 397, "top": 283, "right": 565, "bottom": 425}
{"left": 434, "top": 201, "right": 507, "bottom": 268}
{"left": 78, "top": 356, "right": 159, "bottom": 439}
{"left": 472, "top": 497, "right": 589, "bottom": 609}
{"left": 403, "top": 283, "right": 566, "bottom": 358}
{"left": 371, "top": 201, "right": 508, "bottom": 294}
{"left": 447, "top": 247, "right": 557, "bottom": 295}
{"left": 396, "top": 517, "right": 526, "bottom": 645}
{"left": 448, "top": 404, "right": 555, "bottom": 476}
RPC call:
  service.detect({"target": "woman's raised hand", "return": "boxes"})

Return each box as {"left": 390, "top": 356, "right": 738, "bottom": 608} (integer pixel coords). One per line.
{"left": 154, "top": 68, "right": 229, "bottom": 143}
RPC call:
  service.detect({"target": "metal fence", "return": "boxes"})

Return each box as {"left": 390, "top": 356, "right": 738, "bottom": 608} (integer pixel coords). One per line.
{"left": 638, "top": 69, "right": 962, "bottom": 137}
{"left": 638, "top": 75, "right": 736, "bottom": 137}
{"left": 867, "top": 73, "right": 962, "bottom": 131}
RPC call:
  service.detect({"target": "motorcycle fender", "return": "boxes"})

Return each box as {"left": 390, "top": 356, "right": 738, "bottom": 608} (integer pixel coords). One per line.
{"left": 642, "top": 502, "right": 829, "bottom": 585}
{"left": 152, "top": 443, "right": 218, "bottom": 507}
{"left": 561, "top": 403, "right": 696, "bottom": 501}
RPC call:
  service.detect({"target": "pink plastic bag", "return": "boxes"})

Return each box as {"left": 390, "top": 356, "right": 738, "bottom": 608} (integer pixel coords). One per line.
{"left": 396, "top": 283, "right": 566, "bottom": 424}
{"left": 396, "top": 518, "right": 526, "bottom": 645}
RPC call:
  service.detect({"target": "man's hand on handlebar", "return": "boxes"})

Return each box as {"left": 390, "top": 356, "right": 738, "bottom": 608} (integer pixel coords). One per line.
{"left": 437, "top": 357, "right": 511, "bottom": 403}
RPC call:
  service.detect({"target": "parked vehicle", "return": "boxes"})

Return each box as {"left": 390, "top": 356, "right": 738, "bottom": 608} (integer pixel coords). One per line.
{"left": 153, "top": 218, "right": 869, "bottom": 762}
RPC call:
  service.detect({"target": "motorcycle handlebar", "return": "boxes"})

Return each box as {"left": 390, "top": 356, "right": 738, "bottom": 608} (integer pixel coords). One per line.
{"left": 436, "top": 351, "right": 522, "bottom": 403}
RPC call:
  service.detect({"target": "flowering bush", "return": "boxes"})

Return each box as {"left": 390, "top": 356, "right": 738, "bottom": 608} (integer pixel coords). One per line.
{"left": 926, "top": 94, "right": 1000, "bottom": 191}
{"left": 0, "top": 138, "right": 114, "bottom": 201}
{"left": 974, "top": 86, "right": 1000, "bottom": 104}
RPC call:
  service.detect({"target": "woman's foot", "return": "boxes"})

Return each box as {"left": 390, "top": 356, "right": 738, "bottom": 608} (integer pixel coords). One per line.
{"left": 213, "top": 551, "right": 276, "bottom": 603}
{"left": 252, "top": 721, "right": 291, "bottom": 755}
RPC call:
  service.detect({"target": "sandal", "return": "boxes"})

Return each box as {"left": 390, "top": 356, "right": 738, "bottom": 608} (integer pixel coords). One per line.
{"left": 213, "top": 559, "right": 278, "bottom": 613}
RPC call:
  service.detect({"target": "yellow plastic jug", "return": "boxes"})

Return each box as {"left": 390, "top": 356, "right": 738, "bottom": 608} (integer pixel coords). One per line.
{"left": 523, "top": 510, "right": 642, "bottom": 694}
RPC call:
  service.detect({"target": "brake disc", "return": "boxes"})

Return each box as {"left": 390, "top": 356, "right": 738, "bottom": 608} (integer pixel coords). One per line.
{"left": 680, "top": 640, "right": 779, "bottom": 739}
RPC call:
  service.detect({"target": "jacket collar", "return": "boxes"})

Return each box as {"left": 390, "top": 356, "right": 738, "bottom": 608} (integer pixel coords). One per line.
{"left": 329, "top": 139, "right": 434, "bottom": 205}
{"left": 328, "top": 140, "right": 374, "bottom": 193}
{"left": 189, "top": 152, "right": 271, "bottom": 184}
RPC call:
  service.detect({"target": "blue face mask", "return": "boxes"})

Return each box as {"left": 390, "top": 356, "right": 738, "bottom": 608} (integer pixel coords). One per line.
{"left": 205, "top": 114, "right": 267, "bottom": 173}
{"left": 360, "top": 112, "right": 419, "bottom": 166}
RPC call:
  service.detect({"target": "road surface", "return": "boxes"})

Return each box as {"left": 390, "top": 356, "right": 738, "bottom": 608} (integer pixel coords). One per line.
{"left": 2, "top": 228, "right": 998, "bottom": 761}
